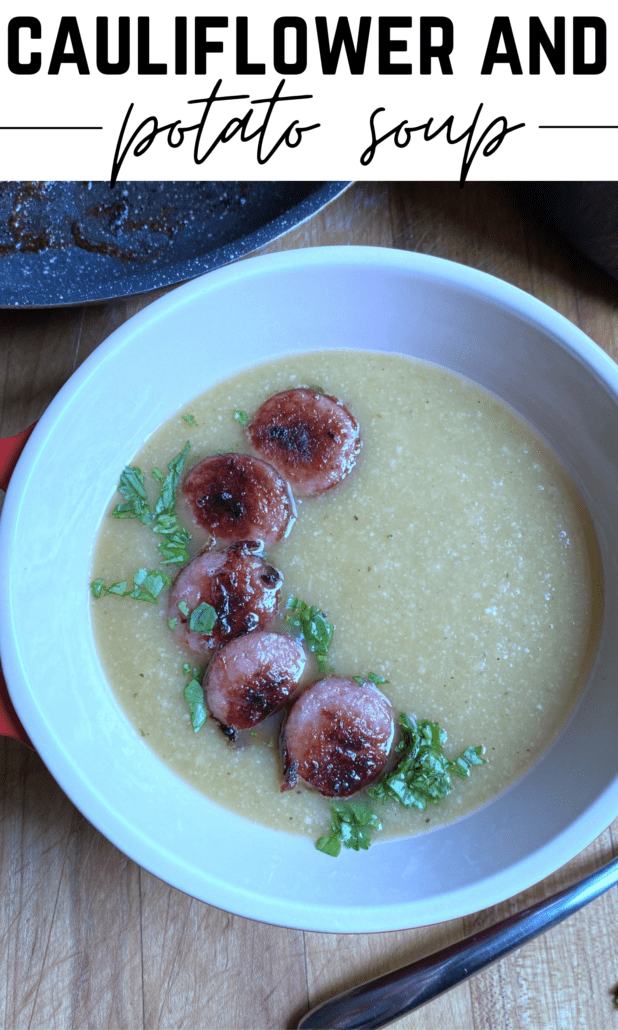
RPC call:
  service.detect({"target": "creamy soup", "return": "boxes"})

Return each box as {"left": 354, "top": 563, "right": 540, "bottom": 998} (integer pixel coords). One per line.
{"left": 91, "top": 351, "right": 602, "bottom": 842}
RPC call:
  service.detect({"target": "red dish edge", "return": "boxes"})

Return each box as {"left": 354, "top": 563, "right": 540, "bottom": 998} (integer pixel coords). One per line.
{"left": 0, "top": 423, "right": 37, "bottom": 748}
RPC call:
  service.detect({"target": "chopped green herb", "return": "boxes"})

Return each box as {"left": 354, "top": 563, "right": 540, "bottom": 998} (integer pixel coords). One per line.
{"left": 152, "top": 524, "right": 190, "bottom": 565}
{"left": 154, "top": 442, "right": 190, "bottom": 517}
{"left": 182, "top": 413, "right": 198, "bottom": 427}
{"left": 112, "top": 466, "right": 152, "bottom": 524}
{"left": 152, "top": 512, "right": 179, "bottom": 534}
{"left": 369, "top": 714, "right": 485, "bottom": 810}
{"left": 233, "top": 409, "right": 248, "bottom": 426}
{"left": 106, "top": 580, "right": 128, "bottom": 596}
{"left": 316, "top": 714, "right": 485, "bottom": 856}
{"left": 90, "top": 569, "right": 171, "bottom": 604}
{"left": 316, "top": 802, "right": 381, "bottom": 857}
{"left": 184, "top": 677, "right": 207, "bottom": 733}
{"left": 450, "top": 744, "right": 487, "bottom": 779}
{"left": 285, "top": 596, "right": 334, "bottom": 674}
{"left": 91, "top": 578, "right": 106, "bottom": 598}
{"left": 129, "top": 568, "right": 171, "bottom": 602}
{"left": 316, "top": 833, "right": 342, "bottom": 858}
{"left": 108, "top": 443, "right": 191, "bottom": 566}
{"left": 151, "top": 512, "right": 191, "bottom": 565}
{"left": 353, "top": 672, "right": 389, "bottom": 687}
{"left": 188, "top": 601, "right": 217, "bottom": 635}
{"left": 175, "top": 600, "right": 217, "bottom": 636}
{"left": 168, "top": 617, "right": 178, "bottom": 630}
{"left": 151, "top": 442, "right": 192, "bottom": 565}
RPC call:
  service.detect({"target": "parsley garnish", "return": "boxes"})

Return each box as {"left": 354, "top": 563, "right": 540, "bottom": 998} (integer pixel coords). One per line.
{"left": 285, "top": 596, "right": 334, "bottom": 674}
{"left": 188, "top": 601, "right": 217, "bottom": 635}
{"left": 151, "top": 442, "right": 192, "bottom": 565}
{"left": 182, "top": 413, "right": 198, "bottom": 427}
{"left": 151, "top": 511, "right": 191, "bottom": 565}
{"left": 316, "top": 802, "right": 382, "bottom": 857}
{"left": 154, "top": 443, "right": 189, "bottom": 517}
{"left": 315, "top": 713, "right": 485, "bottom": 856}
{"left": 450, "top": 745, "right": 487, "bottom": 779}
{"left": 175, "top": 600, "right": 217, "bottom": 636}
{"left": 369, "top": 714, "right": 485, "bottom": 810}
{"left": 90, "top": 568, "right": 171, "bottom": 603}
{"left": 183, "top": 667, "right": 207, "bottom": 733}
{"left": 353, "top": 672, "right": 389, "bottom": 687}
{"left": 93, "top": 444, "right": 192, "bottom": 600}
{"left": 112, "top": 466, "right": 152, "bottom": 524}
{"left": 130, "top": 568, "right": 172, "bottom": 602}
{"left": 111, "top": 442, "right": 191, "bottom": 565}
{"left": 233, "top": 409, "right": 248, "bottom": 426}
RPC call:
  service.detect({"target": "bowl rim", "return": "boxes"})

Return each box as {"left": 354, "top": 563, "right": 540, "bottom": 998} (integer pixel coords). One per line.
{"left": 2, "top": 244, "right": 618, "bottom": 933}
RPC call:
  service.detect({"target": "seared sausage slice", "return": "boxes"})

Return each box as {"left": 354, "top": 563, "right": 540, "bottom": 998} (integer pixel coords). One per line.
{"left": 204, "top": 631, "right": 307, "bottom": 731}
{"left": 182, "top": 453, "right": 295, "bottom": 548}
{"left": 247, "top": 388, "right": 361, "bottom": 495}
{"left": 281, "top": 677, "right": 395, "bottom": 797}
{"left": 168, "top": 542, "right": 282, "bottom": 658}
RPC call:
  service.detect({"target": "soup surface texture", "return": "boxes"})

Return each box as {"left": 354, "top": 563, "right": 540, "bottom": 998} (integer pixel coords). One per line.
{"left": 91, "top": 351, "right": 601, "bottom": 842}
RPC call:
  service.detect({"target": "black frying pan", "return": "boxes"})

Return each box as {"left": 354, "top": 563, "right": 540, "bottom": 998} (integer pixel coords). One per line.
{"left": 511, "top": 182, "right": 618, "bottom": 283}
{"left": 0, "top": 181, "right": 350, "bottom": 307}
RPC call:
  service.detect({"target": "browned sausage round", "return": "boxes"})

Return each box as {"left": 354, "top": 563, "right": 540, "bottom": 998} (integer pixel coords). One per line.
{"left": 181, "top": 452, "right": 295, "bottom": 548}
{"left": 247, "top": 388, "right": 361, "bottom": 495}
{"left": 204, "top": 631, "right": 307, "bottom": 731}
{"left": 281, "top": 677, "right": 395, "bottom": 797}
{"left": 168, "top": 542, "right": 282, "bottom": 658}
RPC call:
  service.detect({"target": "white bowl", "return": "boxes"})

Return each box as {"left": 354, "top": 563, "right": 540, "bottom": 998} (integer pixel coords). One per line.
{"left": 2, "top": 247, "right": 618, "bottom": 933}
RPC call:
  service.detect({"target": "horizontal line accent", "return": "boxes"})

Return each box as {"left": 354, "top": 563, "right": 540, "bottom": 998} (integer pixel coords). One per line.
{"left": 0, "top": 126, "right": 102, "bottom": 130}
{"left": 539, "top": 124, "right": 618, "bottom": 129}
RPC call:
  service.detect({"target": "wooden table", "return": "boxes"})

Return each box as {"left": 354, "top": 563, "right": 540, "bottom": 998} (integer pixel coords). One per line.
{"left": 1, "top": 182, "right": 618, "bottom": 1030}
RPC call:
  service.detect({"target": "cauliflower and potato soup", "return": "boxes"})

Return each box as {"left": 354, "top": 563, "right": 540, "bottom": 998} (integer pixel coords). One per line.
{"left": 91, "top": 351, "right": 601, "bottom": 846}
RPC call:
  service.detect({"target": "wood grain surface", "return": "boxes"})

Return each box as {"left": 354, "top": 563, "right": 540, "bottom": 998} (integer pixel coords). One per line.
{"left": 1, "top": 182, "right": 618, "bottom": 1030}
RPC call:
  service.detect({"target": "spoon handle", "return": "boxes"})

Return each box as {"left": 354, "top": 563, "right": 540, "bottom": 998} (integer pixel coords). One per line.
{"left": 298, "top": 853, "right": 618, "bottom": 1030}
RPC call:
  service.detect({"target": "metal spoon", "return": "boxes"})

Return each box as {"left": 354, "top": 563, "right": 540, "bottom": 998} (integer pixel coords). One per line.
{"left": 298, "top": 852, "right": 618, "bottom": 1030}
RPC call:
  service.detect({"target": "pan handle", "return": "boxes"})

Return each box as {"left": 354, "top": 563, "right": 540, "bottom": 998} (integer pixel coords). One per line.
{"left": 0, "top": 422, "right": 37, "bottom": 748}
{"left": 0, "top": 422, "right": 36, "bottom": 492}
{"left": 0, "top": 670, "right": 33, "bottom": 748}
